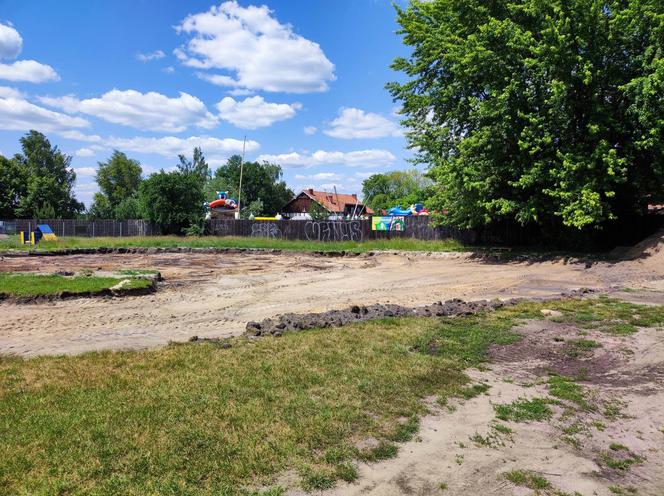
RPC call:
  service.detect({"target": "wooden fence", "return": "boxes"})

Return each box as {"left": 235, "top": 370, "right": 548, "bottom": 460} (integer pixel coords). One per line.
{"left": 1, "top": 217, "right": 522, "bottom": 244}
{"left": 209, "top": 217, "right": 479, "bottom": 244}
{"left": 2, "top": 219, "right": 157, "bottom": 237}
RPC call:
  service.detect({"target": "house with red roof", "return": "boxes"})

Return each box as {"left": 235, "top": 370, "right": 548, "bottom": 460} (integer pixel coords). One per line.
{"left": 281, "top": 189, "right": 373, "bottom": 220}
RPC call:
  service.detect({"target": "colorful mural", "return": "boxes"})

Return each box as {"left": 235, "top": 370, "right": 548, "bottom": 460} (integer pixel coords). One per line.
{"left": 371, "top": 216, "right": 405, "bottom": 231}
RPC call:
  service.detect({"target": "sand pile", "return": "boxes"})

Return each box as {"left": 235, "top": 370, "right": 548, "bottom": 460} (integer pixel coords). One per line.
{"left": 612, "top": 229, "right": 664, "bottom": 261}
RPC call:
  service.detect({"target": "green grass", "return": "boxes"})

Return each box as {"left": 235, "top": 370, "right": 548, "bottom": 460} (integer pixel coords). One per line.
{"left": 503, "top": 470, "right": 551, "bottom": 490}
{"left": 547, "top": 376, "right": 594, "bottom": 411}
{"left": 0, "top": 272, "right": 152, "bottom": 297}
{"left": 0, "top": 234, "right": 467, "bottom": 254}
{"left": 0, "top": 308, "right": 524, "bottom": 495}
{"left": 0, "top": 297, "right": 660, "bottom": 494}
{"left": 494, "top": 398, "right": 553, "bottom": 422}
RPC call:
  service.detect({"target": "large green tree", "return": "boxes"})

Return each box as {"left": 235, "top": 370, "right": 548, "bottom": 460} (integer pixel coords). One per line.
{"left": 12, "top": 131, "right": 83, "bottom": 218}
{"left": 139, "top": 171, "right": 205, "bottom": 234}
{"left": 389, "top": 0, "right": 664, "bottom": 231}
{"left": 177, "top": 147, "right": 210, "bottom": 187}
{"left": 362, "top": 169, "right": 434, "bottom": 212}
{"left": 0, "top": 155, "right": 28, "bottom": 218}
{"left": 90, "top": 150, "right": 142, "bottom": 219}
{"left": 207, "top": 155, "right": 293, "bottom": 216}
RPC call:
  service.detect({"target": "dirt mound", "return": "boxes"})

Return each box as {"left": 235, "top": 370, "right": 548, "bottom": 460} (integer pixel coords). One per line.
{"left": 612, "top": 228, "right": 664, "bottom": 261}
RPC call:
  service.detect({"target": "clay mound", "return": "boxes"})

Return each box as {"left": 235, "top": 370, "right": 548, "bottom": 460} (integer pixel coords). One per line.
{"left": 611, "top": 228, "right": 664, "bottom": 261}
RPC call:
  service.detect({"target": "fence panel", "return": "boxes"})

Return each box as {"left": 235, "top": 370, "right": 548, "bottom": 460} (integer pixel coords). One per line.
{"left": 3, "top": 219, "right": 158, "bottom": 237}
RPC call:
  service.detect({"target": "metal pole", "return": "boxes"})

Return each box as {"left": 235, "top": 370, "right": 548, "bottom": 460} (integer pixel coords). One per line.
{"left": 237, "top": 136, "right": 246, "bottom": 219}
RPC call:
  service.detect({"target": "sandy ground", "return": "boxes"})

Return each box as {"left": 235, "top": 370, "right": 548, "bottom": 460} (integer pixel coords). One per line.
{"left": 311, "top": 320, "right": 664, "bottom": 496}
{"left": 1, "top": 249, "right": 664, "bottom": 356}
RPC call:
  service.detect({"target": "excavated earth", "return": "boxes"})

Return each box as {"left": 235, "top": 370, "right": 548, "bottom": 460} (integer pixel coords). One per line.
{"left": 1, "top": 241, "right": 664, "bottom": 356}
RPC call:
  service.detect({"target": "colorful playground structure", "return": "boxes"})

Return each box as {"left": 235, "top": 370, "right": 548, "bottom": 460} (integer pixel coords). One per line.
{"left": 19, "top": 224, "right": 57, "bottom": 245}
{"left": 386, "top": 203, "right": 429, "bottom": 216}
{"left": 205, "top": 192, "right": 238, "bottom": 219}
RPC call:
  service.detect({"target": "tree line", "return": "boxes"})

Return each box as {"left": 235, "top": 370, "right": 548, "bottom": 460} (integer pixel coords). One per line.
{"left": 0, "top": 131, "right": 293, "bottom": 234}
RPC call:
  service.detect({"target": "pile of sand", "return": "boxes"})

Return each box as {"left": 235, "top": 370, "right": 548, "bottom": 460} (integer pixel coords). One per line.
{"left": 612, "top": 228, "right": 664, "bottom": 261}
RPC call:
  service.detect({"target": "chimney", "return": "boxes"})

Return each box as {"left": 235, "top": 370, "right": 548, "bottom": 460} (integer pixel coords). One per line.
{"left": 352, "top": 194, "right": 357, "bottom": 199}
{"left": 307, "top": 188, "right": 314, "bottom": 195}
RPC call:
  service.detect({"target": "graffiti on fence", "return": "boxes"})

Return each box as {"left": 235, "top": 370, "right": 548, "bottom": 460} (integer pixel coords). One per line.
{"left": 304, "top": 221, "right": 363, "bottom": 242}
{"left": 251, "top": 222, "right": 282, "bottom": 238}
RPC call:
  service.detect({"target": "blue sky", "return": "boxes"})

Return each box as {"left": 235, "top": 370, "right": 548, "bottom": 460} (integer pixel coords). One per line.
{"left": 0, "top": 0, "right": 412, "bottom": 207}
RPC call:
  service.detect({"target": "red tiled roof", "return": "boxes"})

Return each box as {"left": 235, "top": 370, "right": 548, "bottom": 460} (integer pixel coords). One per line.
{"left": 289, "top": 189, "right": 374, "bottom": 214}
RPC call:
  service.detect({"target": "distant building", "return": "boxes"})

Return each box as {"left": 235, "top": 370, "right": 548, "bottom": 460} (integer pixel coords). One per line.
{"left": 281, "top": 189, "right": 374, "bottom": 220}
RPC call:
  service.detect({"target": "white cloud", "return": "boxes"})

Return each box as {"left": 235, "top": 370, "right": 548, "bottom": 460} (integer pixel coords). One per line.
{"left": 303, "top": 126, "right": 316, "bottom": 135}
{"left": 104, "top": 135, "right": 259, "bottom": 162}
{"left": 39, "top": 89, "right": 218, "bottom": 132}
{"left": 216, "top": 95, "right": 300, "bottom": 129}
{"left": 0, "top": 22, "right": 22, "bottom": 59}
{"left": 324, "top": 107, "right": 402, "bottom": 139}
{"left": 0, "top": 85, "right": 22, "bottom": 98}
{"left": 74, "top": 147, "right": 95, "bottom": 157}
{"left": 162, "top": 66, "right": 175, "bottom": 74}
{"left": 227, "top": 88, "right": 254, "bottom": 96}
{"left": 0, "top": 91, "right": 89, "bottom": 133}
{"left": 294, "top": 172, "right": 342, "bottom": 181}
{"left": 0, "top": 60, "right": 59, "bottom": 83}
{"left": 73, "top": 166, "right": 97, "bottom": 177}
{"left": 257, "top": 149, "right": 395, "bottom": 169}
{"left": 176, "top": 1, "right": 335, "bottom": 93}
{"left": 136, "top": 50, "right": 165, "bottom": 62}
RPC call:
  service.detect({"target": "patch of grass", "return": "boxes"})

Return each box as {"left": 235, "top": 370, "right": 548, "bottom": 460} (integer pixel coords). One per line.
{"left": 439, "top": 482, "right": 448, "bottom": 491}
{"left": 470, "top": 431, "right": 504, "bottom": 448}
{"left": 547, "top": 375, "right": 594, "bottom": 411}
{"left": 387, "top": 415, "right": 419, "bottom": 443}
{"left": 0, "top": 234, "right": 468, "bottom": 254}
{"left": 503, "top": 470, "right": 550, "bottom": 490}
{"left": 600, "top": 449, "right": 643, "bottom": 472}
{"left": 334, "top": 462, "right": 358, "bottom": 483}
{"left": 610, "top": 442, "right": 628, "bottom": 451}
{"left": 609, "top": 485, "right": 638, "bottom": 495}
{"left": 300, "top": 467, "right": 336, "bottom": 491}
{"left": 0, "top": 272, "right": 151, "bottom": 297}
{"left": 492, "top": 423, "right": 513, "bottom": 435}
{"left": 457, "top": 383, "right": 491, "bottom": 399}
{"left": 564, "top": 338, "right": 601, "bottom": 358}
{"left": 603, "top": 399, "right": 628, "bottom": 421}
{"left": 358, "top": 441, "right": 399, "bottom": 462}
{"left": 494, "top": 398, "right": 553, "bottom": 422}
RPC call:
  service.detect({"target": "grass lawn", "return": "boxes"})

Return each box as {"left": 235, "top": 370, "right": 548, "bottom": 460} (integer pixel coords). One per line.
{"left": 1, "top": 298, "right": 660, "bottom": 495}
{"left": 0, "top": 235, "right": 467, "bottom": 254}
{"left": 0, "top": 273, "right": 152, "bottom": 298}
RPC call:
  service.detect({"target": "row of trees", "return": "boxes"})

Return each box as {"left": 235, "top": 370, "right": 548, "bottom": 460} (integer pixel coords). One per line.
{"left": 0, "top": 131, "right": 293, "bottom": 234}
{"left": 361, "top": 169, "right": 434, "bottom": 213}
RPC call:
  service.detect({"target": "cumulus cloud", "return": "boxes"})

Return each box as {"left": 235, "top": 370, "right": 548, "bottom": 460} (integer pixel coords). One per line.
{"left": 72, "top": 166, "right": 97, "bottom": 177}
{"left": 175, "top": 1, "right": 335, "bottom": 93}
{"left": 39, "top": 89, "right": 218, "bottom": 132}
{"left": 216, "top": 95, "right": 300, "bottom": 129}
{"left": 74, "top": 147, "right": 96, "bottom": 157}
{"left": 303, "top": 126, "right": 316, "bottom": 135}
{"left": 104, "top": 135, "right": 259, "bottom": 162}
{"left": 0, "top": 90, "right": 89, "bottom": 133}
{"left": 136, "top": 50, "right": 165, "bottom": 62}
{"left": 257, "top": 149, "right": 395, "bottom": 169}
{"left": 0, "top": 22, "right": 22, "bottom": 59}
{"left": 324, "top": 107, "right": 402, "bottom": 139}
{"left": 294, "top": 172, "right": 342, "bottom": 181}
{"left": 0, "top": 59, "right": 59, "bottom": 83}
{"left": 0, "top": 23, "right": 59, "bottom": 83}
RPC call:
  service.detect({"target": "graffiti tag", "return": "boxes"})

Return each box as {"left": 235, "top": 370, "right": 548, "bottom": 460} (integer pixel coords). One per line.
{"left": 304, "top": 221, "right": 363, "bottom": 242}
{"left": 251, "top": 223, "right": 282, "bottom": 238}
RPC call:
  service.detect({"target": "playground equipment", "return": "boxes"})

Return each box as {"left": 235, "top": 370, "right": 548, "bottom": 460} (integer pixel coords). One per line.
{"left": 18, "top": 224, "right": 57, "bottom": 245}
{"left": 205, "top": 192, "right": 239, "bottom": 220}
{"left": 386, "top": 204, "right": 430, "bottom": 216}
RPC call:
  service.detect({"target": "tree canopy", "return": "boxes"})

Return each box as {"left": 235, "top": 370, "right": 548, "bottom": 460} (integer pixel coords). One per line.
{"left": 207, "top": 155, "right": 293, "bottom": 216}
{"left": 362, "top": 169, "right": 434, "bottom": 212}
{"left": 388, "top": 0, "right": 664, "bottom": 231}
{"left": 0, "top": 131, "right": 83, "bottom": 218}
{"left": 90, "top": 151, "right": 142, "bottom": 219}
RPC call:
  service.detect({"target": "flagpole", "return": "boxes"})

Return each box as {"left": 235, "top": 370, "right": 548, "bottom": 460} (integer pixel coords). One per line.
{"left": 237, "top": 136, "right": 246, "bottom": 219}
